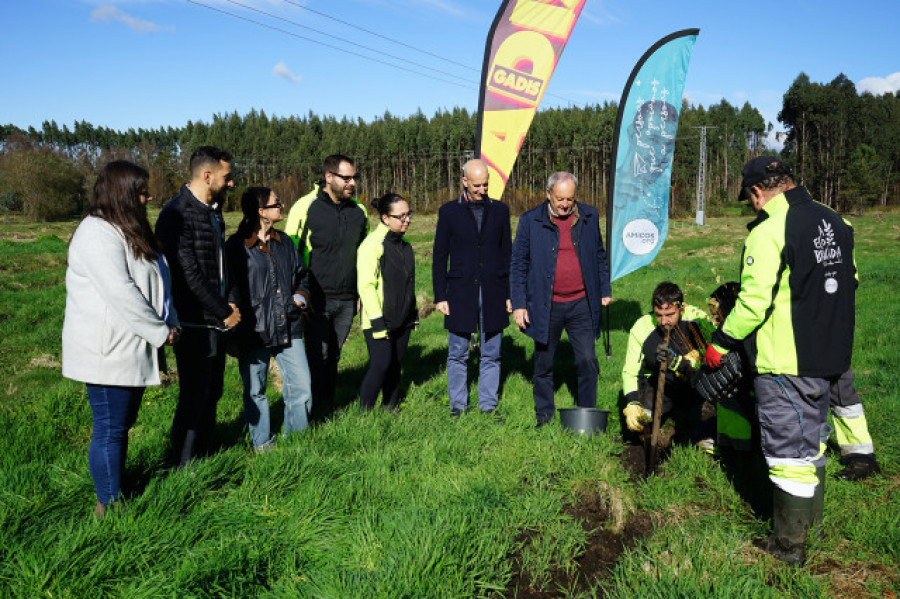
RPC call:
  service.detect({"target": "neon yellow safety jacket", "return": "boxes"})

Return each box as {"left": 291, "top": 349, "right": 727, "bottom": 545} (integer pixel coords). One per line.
{"left": 357, "top": 223, "right": 417, "bottom": 340}
{"left": 622, "top": 304, "right": 714, "bottom": 396}
{"left": 711, "top": 186, "right": 856, "bottom": 377}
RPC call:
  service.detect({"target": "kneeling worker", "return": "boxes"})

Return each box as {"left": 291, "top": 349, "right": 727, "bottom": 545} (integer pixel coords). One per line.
{"left": 622, "top": 282, "right": 715, "bottom": 449}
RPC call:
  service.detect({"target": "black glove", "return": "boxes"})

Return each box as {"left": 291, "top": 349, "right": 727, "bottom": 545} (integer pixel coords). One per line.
{"left": 656, "top": 343, "right": 692, "bottom": 375}
{"left": 693, "top": 351, "right": 743, "bottom": 403}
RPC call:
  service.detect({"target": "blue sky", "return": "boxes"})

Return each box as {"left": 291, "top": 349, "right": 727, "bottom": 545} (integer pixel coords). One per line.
{"left": 2, "top": 0, "right": 898, "bottom": 148}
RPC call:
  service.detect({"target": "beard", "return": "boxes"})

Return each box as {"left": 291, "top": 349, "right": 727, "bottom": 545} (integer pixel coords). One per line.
{"left": 211, "top": 184, "right": 229, "bottom": 205}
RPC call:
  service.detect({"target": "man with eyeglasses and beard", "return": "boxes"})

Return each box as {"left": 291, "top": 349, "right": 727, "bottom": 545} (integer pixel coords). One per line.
{"left": 284, "top": 154, "right": 368, "bottom": 415}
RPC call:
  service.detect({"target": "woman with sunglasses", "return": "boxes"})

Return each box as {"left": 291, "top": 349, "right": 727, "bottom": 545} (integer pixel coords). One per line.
{"left": 357, "top": 193, "right": 418, "bottom": 412}
{"left": 225, "top": 187, "right": 312, "bottom": 450}
{"left": 62, "top": 160, "right": 180, "bottom": 518}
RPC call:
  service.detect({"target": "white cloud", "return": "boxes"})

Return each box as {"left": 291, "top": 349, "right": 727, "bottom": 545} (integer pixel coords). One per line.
{"left": 580, "top": 3, "right": 623, "bottom": 26}
{"left": 90, "top": 5, "right": 171, "bottom": 34}
{"left": 273, "top": 61, "right": 303, "bottom": 84}
{"left": 856, "top": 72, "right": 900, "bottom": 96}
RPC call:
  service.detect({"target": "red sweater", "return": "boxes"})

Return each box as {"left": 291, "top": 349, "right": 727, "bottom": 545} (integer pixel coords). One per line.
{"left": 552, "top": 214, "right": 586, "bottom": 302}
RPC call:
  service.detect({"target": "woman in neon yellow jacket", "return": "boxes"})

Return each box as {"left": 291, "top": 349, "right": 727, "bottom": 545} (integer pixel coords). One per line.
{"left": 357, "top": 193, "right": 417, "bottom": 411}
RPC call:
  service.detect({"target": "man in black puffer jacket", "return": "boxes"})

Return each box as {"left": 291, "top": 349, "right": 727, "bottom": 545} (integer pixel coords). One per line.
{"left": 156, "top": 146, "right": 240, "bottom": 467}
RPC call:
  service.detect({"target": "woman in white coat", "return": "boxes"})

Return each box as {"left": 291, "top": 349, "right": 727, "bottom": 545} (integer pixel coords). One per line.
{"left": 62, "top": 161, "right": 180, "bottom": 518}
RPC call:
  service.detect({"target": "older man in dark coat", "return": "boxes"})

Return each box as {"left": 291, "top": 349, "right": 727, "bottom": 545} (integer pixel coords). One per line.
{"left": 510, "top": 172, "right": 612, "bottom": 427}
{"left": 432, "top": 159, "right": 512, "bottom": 417}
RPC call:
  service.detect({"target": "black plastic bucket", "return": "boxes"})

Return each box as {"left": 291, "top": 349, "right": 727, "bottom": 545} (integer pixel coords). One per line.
{"left": 558, "top": 407, "right": 609, "bottom": 437}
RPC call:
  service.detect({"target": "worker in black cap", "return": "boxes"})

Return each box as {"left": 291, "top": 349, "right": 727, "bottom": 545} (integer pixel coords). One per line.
{"left": 705, "top": 156, "right": 856, "bottom": 565}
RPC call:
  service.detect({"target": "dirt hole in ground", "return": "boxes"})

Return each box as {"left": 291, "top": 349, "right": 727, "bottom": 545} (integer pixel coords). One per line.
{"left": 621, "top": 442, "right": 674, "bottom": 480}
{"left": 505, "top": 492, "right": 653, "bottom": 598}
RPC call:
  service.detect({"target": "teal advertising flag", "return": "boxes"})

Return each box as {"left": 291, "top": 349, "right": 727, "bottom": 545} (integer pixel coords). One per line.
{"left": 607, "top": 29, "right": 699, "bottom": 282}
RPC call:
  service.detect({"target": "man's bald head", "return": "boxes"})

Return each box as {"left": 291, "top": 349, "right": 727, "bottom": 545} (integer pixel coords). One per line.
{"left": 461, "top": 159, "right": 489, "bottom": 202}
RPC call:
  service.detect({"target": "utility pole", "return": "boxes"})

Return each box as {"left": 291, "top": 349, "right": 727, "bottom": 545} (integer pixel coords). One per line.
{"left": 692, "top": 126, "right": 716, "bottom": 225}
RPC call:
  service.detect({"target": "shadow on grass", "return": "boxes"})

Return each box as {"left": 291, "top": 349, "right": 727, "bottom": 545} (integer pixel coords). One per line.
{"left": 500, "top": 330, "right": 616, "bottom": 414}
{"left": 307, "top": 363, "right": 367, "bottom": 423}
{"left": 607, "top": 299, "right": 644, "bottom": 333}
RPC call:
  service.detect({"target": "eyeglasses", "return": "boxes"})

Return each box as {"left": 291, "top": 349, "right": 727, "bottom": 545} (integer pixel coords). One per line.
{"left": 387, "top": 212, "right": 413, "bottom": 221}
{"left": 329, "top": 171, "right": 358, "bottom": 182}
{"left": 262, "top": 199, "right": 283, "bottom": 209}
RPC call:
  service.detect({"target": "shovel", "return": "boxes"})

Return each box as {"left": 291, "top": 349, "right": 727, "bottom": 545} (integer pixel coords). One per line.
{"left": 646, "top": 325, "right": 671, "bottom": 475}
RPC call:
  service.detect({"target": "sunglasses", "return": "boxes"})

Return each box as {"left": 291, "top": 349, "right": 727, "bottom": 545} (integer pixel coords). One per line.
{"left": 262, "top": 199, "right": 283, "bottom": 209}
{"left": 329, "top": 172, "right": 358, "bottom": 182}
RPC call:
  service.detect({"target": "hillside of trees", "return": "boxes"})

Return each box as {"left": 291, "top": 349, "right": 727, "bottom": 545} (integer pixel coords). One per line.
{"left": 1, "top": 72, "right": 897, "bottom": 221}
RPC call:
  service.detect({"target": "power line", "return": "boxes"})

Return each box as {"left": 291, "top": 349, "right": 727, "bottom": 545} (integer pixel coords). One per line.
{"left": 279, "top": 2, "right": 582, "bottom": 106}
{"left": 281, "top": 0, "right": 478, "bottom": 73}
{"left": 216, "top": 0, "right": 471, "bottom": 85}
{"left": 185, "top": 0, "right": 477, "bottom": 92}
{"left": 186, "top": 0, "right": 581, "bottom": 107}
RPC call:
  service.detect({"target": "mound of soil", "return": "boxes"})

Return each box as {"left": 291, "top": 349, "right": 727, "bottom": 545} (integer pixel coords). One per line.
{"left": 505, "top": 492, "right": 653, "bottom": 598}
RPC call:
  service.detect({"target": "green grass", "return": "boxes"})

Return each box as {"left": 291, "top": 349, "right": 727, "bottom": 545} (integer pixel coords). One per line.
{"left": 0, "top": 209, "right": 897, "bottom": 597}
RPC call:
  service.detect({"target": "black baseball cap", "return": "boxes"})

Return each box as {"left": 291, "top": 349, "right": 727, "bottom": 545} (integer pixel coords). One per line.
{"left": 738, "top": 156, "right": 792, "bottom": 201}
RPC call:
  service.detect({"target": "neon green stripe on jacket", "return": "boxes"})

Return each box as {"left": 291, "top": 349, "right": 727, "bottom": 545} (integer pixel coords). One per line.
{"left": 717, "top": 193, "right": 798, "bottom": 374}
{"left": 357, "top": 223, "right": 390, "bottom": 339}
{"left": 621, "top": 304, "right": 713, "bottom": 395}
{"left": 284, "top": 184, "right": 369, "bottom": 266}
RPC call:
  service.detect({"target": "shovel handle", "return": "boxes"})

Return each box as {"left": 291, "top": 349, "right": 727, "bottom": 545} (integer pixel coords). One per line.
{"left": 648, "top": 325, "right": 671, "bottom": 471}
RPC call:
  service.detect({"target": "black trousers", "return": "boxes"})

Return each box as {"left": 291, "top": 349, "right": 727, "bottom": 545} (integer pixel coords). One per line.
{"left": 305, "top": 297, "right": 356, "bottom": 412}
{"left": 359, "top": 328, "right": 411, "bottom": 410}
{"left": 170, "top": 328, "right": 227, "bottom": 467}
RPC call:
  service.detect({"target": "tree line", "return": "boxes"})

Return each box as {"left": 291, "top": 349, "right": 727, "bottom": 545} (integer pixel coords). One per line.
{"left": 779, "top": 73, "right": 900, "bottom": 213}
{"left": 1, "top": 71, "right": 897, "bottom": 221}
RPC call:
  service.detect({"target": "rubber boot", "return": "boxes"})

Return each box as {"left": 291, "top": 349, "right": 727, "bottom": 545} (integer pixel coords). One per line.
{"left": 753, "top": 488, "right": 813, "bottom": 566}
{"left": 810, "top": 466, "right": 825, "bottom": 539}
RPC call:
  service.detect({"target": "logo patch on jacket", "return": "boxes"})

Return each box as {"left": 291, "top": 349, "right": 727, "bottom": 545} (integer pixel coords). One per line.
{"left": 813, "top": 219, "right": 843, "bottom": 266}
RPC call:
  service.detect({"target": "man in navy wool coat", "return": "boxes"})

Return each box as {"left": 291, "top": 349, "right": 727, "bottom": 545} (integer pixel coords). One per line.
{"left": 510, "top": 172, "right": 613, "bottom": 427}
{"left": 432, "top": 159, "right": 512, "bottom": 418}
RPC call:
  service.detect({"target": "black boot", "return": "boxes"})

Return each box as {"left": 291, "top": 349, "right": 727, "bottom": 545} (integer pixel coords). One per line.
{"left": 753, "top": 487, "right": 813, "bottom": 565}
{"left": 810, "top": 466, "right": 825, "bottom": 538}
{"left": 836, "top": 453, "right": 881, "bottom": 481}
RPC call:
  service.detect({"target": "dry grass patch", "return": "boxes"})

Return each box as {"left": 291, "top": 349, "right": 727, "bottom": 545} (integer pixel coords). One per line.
{"left": 811, "top": 555, "right": 899, "bottom": 599}
{"left": 29, "top": 354, "right": 60, "bottom": 369}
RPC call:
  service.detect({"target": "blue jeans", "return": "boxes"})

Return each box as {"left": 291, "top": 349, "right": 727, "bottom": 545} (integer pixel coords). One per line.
{"left": 305, "top": 297, "right": 356, "bottom": 410}
{"left": 86, "top": 384, "right": 144, "bottom": 505}
{"left": 447, "top": 329, "right": 502, "bottom": 411}
{"left": 533, "top": 297, "right": 598, "bottom": 422}
{"left": 239, "top": 338, "right": 312, "bottom": 448}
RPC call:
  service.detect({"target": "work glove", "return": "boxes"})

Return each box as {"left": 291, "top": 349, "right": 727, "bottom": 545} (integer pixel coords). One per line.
{"left": 656, "top": 343, "right": 682, "bottom": 370}
{"left": 694, "top": 351, "right": 744, "bottom": 403}
{"left": 623, "top": 402, "right": 652, "bottom": 432}
{"left": 704, "top": 342, "right": 726, "bottom": 368}
{"left": 657, "top": 343, "right": 696, "bottom": 377}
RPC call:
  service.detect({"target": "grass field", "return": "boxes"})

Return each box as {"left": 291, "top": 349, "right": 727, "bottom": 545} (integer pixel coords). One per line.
{"left": 0, "top": 207, "right": 897, "bottom": 598}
